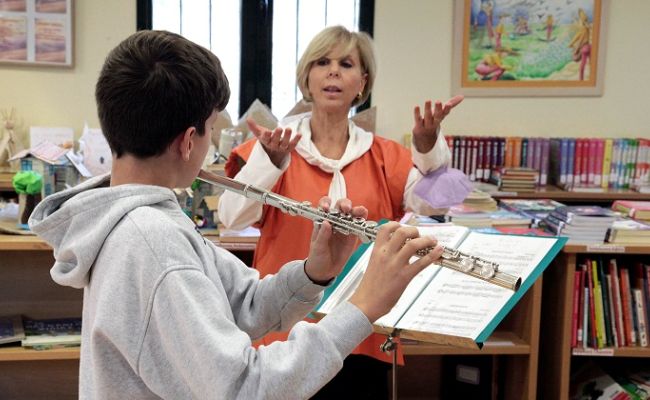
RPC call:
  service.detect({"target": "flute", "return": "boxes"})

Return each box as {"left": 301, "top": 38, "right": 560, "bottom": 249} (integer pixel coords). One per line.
{"left": 198, "top": 169, "right": 521, "bottom": 291}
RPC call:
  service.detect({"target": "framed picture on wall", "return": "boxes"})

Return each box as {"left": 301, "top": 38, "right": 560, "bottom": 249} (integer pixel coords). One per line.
{"left": 452, "top": 0, "right": 608, "bottom": 97}
{"left": 0, "top": 0, "right": 73, "bottom": 67}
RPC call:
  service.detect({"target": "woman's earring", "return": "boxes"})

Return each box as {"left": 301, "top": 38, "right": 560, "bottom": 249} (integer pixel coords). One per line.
{"left": 357, "top": 91, "right": 363, "bottom": 100}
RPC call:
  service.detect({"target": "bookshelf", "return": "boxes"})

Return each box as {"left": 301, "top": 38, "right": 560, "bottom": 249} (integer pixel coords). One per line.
{"left": 538, "top": 244, "right": 650, "bottom": 400}
{"left": 475, "top": 182, "right": 650, "bottom": 204}
{"left": 0, "top": 234, "right": 257, "bottom": 399}
{"left": 396, "top": 276, "right": 543, "bottom": 399}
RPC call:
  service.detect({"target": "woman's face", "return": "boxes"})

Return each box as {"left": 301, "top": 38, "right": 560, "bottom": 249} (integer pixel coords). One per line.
{"left": 307, "top": 44, "right": 367, "bottom": 113}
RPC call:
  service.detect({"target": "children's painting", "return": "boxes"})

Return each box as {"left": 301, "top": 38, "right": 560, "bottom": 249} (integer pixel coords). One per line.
{"left": 452, "top": 0, "right": 607, "bottom": 96}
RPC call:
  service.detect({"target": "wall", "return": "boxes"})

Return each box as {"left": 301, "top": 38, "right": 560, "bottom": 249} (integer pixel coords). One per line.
{"left": 0, "top": 0, "right": 135, "bottom": 145}
{"left": 1, "top": 1, "right": 648, "bottom": 145}
{"left": 372, "top": 0, "right": 650, "bottom": 141}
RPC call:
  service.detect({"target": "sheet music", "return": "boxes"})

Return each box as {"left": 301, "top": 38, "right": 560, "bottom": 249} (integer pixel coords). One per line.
{"left": 319, "top": 224, "right": 472, "bottom": 327}
{"left": 375, "top": 224, "right": 470, "bottom": 327}
{"left": 395, "top": 232, "right": 557, "bottom": 339}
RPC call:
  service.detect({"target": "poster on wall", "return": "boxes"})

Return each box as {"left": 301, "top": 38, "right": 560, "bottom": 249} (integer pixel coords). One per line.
{"left": 0, "top": 0, "right": 72, "bottom": 66}
{"left": 452, "top": 0, "right": 608, "bottom": 97}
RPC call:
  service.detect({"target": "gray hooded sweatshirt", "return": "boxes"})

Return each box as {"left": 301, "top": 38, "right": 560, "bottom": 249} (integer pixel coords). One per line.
{"left": 29, "top": 175, "right": 372, "bottom": 399}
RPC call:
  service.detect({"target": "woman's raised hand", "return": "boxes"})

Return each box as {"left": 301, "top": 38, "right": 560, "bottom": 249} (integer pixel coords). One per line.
{"left": 247, "top": 118, "right": 302, "bottom": 168}
{"left": 411, "top": 95, "right": 464, "bottom": 153}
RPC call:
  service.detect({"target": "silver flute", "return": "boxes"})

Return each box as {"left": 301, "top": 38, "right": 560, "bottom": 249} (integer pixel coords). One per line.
{"left": 198, "top": 169, "right": 521, "bottom": 291}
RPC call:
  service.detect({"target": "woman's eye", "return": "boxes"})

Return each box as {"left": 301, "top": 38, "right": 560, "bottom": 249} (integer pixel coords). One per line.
{"left": 341, "top": 61, "right": 353, "bottom": 68}
{"left": 315, "top": 58, "right": 328, "bottom": 66}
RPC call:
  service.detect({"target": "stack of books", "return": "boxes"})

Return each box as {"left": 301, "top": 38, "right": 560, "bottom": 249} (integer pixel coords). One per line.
{"left": 541, "top": 205, "right": 619, "bottom": 244}
{"left": 21, "top": 317, "right": 82, "bottom": 350}
{"left": 446, "top": 206, "right": 533, "bottom": 229}
{"left": 496, "top": 168, "right": 539, "bottom": 192}
{"left": 607, "top": 219, "right": 650, "bottom": 245}
{"left": 461, "top": 189, "right": 498, "bottom": 211}
{"left": 612, "top": 200, "right": 650, "bottom": 223}
{"left": 499, "top": 198, "right": 566, "bottom": 228}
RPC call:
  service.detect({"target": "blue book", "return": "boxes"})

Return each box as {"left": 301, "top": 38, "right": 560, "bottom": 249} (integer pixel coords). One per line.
{"left": 567, "top": 138, "right": 576, "bottom": 188}
{"left": 315, "top": 225, "right": 566, "bottom": 348}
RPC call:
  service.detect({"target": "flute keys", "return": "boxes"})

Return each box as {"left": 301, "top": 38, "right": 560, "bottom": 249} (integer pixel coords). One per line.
{"left": 479, "top": 264, "right": 496, "bottom": 279}
{"left": 459, "top": 257, "right": 475, "bottom": 273}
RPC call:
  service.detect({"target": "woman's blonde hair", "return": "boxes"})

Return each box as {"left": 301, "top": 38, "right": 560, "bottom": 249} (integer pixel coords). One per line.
{"left": 296, "top": 25, "right": 376, "bottom": 107}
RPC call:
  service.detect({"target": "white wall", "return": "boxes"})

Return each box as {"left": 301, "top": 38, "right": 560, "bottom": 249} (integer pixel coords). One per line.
{"left": 372, "top": 0, "right": 650, "bottom": 140}
{"left": 1, "top": 1, "right": 648, "bottom": 146}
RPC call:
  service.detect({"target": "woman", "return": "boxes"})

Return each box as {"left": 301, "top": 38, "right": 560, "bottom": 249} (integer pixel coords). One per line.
{"left": 219, "top": 25, "right": 462, "bottom": 399}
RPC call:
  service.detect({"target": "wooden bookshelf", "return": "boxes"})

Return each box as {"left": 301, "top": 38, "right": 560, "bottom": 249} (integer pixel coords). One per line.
{"left": 397, "top": 276, "right": 543, "bottom": 399}
{"left": 538, "top": 245, "right": 650, "bottom": 400}
{"left": 0, "top": 234, "right": 257, "bottom": 399}
{"left": 475, "top": 182, "right": 650, "bottom": 203}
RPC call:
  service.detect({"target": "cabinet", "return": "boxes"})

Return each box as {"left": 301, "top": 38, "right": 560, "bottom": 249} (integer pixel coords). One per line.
{"left": 538, "top": 244, "right": 650, "bottom": 400}
{"left": 0, "top": 235, "right": 80, "bottom": 399}
{"left": 0, "top": 234, "right": 256, "bottom": 399}
{"left": 398, "top": 279, "right": 542, "bottom": 400}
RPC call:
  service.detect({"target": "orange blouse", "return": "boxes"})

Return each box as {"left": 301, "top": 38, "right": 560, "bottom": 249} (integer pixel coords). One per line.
{"left": 226, "top": 135, "right": 413, "bottom": 363}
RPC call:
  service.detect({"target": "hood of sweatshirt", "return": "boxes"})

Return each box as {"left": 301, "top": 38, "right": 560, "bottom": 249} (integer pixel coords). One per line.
{"left": 28, "top": 174, "right": 179, "bottom": 289}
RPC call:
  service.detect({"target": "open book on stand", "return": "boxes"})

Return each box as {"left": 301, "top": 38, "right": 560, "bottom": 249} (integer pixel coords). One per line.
{"left": 315, "top": 224, "right": 567, "bottom": 349}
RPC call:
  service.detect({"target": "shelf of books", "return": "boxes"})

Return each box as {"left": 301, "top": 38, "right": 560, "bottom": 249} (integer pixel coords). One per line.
{"left": 0, "top": 235, "right": 82, "bottom": 398}
{"left": 0, "top": 346, "right": 80, "bottom": 362}
{"left": 539, "top": 246, "right": 650, "bottom": 400}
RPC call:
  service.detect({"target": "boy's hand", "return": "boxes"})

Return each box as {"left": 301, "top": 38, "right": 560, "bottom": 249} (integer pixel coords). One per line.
{"left": 349, "top": 222, "right": 444, "bottom": 322}
{"left": 304, "top": 197, "right": 368, "bottom": 285}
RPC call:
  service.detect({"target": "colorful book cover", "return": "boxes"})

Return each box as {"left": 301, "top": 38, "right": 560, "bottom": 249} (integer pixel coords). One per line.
{"left": 602, "top": 139, "right": 613, "bottom": 189}
{"left": 592, "top": 260, "right": 606, "bottom": 348}
{"left": 610, "top": 259, "right": 626, "bottom": 347}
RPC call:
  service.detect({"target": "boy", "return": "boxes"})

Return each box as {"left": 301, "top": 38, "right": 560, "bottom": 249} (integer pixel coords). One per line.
{"left": 29, "top": 30, "right": 442, "bottom": 399}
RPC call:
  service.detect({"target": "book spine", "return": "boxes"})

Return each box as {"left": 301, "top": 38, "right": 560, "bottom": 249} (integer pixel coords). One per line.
{"left": 521, "top": 138, "right": 528, "bottom": 170}
{"left": 470, "top": 137, "right": 478, "bottom": 182}
{"left": 572, "top": 269, "right": 582, "bottom": 347}
{"left": 586, "top": 260, "right": 597, "bottom": 348}
{"left": 560, "top": 138, "right": 569, "bottom": 185}
{"left": 567, "top": 138, "right": 575, "bottom": 188}
{"left": 606, "top": 273, "right": 618, "bottom": 347}
{"left": 574, "top": 139, "right": 583, "bottom": 187}
{"left": 505, "top": 137, "right": 514, "bottom": 168}
{"left": 540, "top": 138, "right": 550, "bottom": 186}
{"left": 484, "top": 137, "right": 493, "bottom": 181}
{"left": 610, "top": 259, "right": 626, "bottom": 347}
{"left": 620, "top": 267, "right": 637, "bottom": 346}
{"left": 592, "top": 260, "right": 606, "bottom": 348}
{"left": 513, "top": 137, "right": 522, "bottom": 168}
{"left": 598, "top": 258, "right": 613, "bottom": 347}
{"left": 476, "top": 137, "right": 485, "bottom": 182}
{"left": 633, "top": 289, "right": 648, "bottom": 347}
{"left": 640, "top": 139, "right": 650, "bottom": 185}
{"left": 577, "top": 264, "right": 586, "bottom": 348}
{"left": 452, "top": 136, "right": 460, "bottom": 170}
{"left": 588, "top": 138, "right": 597, "bottom": 186}
{"left": 594, "top": 139, "right": 604, "bottom": 187}
{"left": 581, "top": 138, "right": 590, "bottom": 186}
{"left": 602, "top": 138, "right": 613, "bottom": 189}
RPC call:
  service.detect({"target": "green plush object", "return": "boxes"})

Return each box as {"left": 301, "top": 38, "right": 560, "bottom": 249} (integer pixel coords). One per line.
{"left": 12, "top": 171, "right": 43, "bottom": 195}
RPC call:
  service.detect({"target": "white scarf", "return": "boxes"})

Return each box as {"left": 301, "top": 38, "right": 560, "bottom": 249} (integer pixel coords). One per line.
{"left": 286, "top": 116, "right": 374, "bottom": 204}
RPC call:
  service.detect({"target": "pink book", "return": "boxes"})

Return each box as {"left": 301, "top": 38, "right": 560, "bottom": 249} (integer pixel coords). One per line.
{"left": 594, "top": 139, "right": 604, "bottom": 187}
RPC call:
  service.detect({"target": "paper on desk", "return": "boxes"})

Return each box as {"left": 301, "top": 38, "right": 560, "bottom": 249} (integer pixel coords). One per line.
{"left": 78, "top": 124, "right": 111, "bottom": 176}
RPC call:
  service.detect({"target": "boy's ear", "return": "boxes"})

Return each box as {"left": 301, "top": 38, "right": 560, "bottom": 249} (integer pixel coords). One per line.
{"left": 178, "top": 127, "right": 197, "bottom": 161}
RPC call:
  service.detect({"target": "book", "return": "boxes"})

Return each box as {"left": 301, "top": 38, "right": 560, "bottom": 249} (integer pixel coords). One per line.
{"left": 0, "top": 315, "right": 25, "bottom": 345}
{"left": 315, "top": 225, "right": 566, "bottom": 348}
{"left": 570, "top": 362, "right": 633, "bottom": 400}
{"left": 21, "top": 317, "right": 82, "bottom": 349}
{"left": 612, "top": 200, "right": 650, "bottom": 221}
